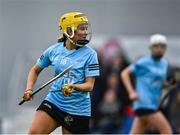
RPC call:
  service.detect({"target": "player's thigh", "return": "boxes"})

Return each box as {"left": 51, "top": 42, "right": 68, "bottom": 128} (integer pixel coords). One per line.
{"left": 147, "top": 111, "right": 172, "bottom": 134}
{"left": 28, "top": 110, "right": 60, "bottom": 134}
{"left": 130, "top": 117, "right": 147, "bottom": 134}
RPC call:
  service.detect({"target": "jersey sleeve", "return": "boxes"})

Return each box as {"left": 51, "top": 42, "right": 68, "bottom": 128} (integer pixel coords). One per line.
{"left": 85, "top": 52, "right": 100, "bottom": 77}
{"left": 36, "top": 46, "right": 53, "bottom": 69}
{"left": 129, "top": 57, "right": 146, "bottom": 74}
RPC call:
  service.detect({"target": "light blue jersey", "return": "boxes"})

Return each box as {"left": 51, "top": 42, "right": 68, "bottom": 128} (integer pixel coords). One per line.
{"left": 36, "top": 42, "right": 100, "bottom": 116}
{"left": 129, "top": 56, "right": 168, "bottom": 110}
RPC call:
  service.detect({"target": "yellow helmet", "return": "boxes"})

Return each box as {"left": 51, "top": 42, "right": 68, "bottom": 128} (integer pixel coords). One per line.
{"left": 59, "top": 12, "right": 88, "bottom": 34}
{"left": 59, "top": 12, "right": 91, "bottom": 47}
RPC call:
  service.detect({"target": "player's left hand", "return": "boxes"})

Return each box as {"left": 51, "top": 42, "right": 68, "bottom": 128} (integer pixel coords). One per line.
{"left": 61, "top": 84, "right": 74, "bottom": 96}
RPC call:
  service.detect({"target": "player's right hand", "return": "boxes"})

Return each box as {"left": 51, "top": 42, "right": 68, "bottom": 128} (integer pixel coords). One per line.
{"left": 23, "top": 89, "right": 33, "bottom": 101}
{"left": 129, "top": 91, "right": 139, "bottom": 101}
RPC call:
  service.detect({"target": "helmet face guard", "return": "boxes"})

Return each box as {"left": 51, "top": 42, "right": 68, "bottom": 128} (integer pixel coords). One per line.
{"left": 59, "top": 12, "right": 92, "bottom": 47}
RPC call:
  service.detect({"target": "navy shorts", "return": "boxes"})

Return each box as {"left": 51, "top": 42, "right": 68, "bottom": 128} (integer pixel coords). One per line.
{"left": 135, "top": 108, "right": 158, "bottom": 117}
{"left": 37, "top": 100, "right": 90, "bottom": 134}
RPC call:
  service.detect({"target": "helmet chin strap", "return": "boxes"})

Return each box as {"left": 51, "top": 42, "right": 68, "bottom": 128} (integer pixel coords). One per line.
{"left": 67, "top": 37, "right": 89, "bottom": 47}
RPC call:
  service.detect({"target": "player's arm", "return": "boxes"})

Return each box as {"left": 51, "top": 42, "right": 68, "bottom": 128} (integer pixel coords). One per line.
{"left": 23, "top": 65, "right": 42, "bottom": 101}
{"left": 26, "top": 65, "right": 42, "bottom": 90}
{"left": 68, "top": 53, "right": 99, "bottom": 92}
{"left": 23, "top": 46, "right": 52, "bottom": 100}
{"left": 70, "top": 77, "right": 96, "bottom": 92}
{"left": 61, "top": 77, "right": 96, "bottom": 96}
{"left": 121, "top": 66, "right": 138, "bottom": 101}
{"left": 62, "top": 52, "right": 99, "bottom": 96}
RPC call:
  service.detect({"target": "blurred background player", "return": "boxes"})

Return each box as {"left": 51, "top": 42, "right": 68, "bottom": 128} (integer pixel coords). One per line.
{"left": 121, "top": 34, "right": 173, "bottom": 134}
{"left": 22, "top": 12, "right": 100, "bottom": 134}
